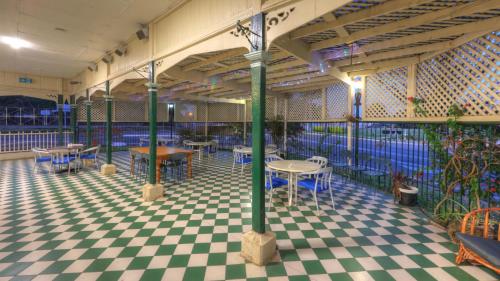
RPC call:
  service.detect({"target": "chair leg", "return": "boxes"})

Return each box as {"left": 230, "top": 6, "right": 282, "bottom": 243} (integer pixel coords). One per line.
{"left": 268, "top": 189, "right": 273, "bottom": 212}
{"left": 231, "top": 162, "right": 235, "bottom": 174}
{"left": 329, "top": 184, "right": 335, "bottom": 210}
{"left": 312, "top": 190, "right": 319, "bottom": 216}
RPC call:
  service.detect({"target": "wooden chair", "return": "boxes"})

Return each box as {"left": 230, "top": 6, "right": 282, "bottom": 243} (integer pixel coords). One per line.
{"left": 455, "top": 208, "right": 500, "bottom": 274}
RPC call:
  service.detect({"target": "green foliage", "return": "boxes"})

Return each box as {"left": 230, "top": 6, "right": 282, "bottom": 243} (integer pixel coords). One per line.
{"left": 312, "top": 126, "right": 324, "bottom": 133}
{"left": 328, "top": 126, "right": 345, "bottom": 134}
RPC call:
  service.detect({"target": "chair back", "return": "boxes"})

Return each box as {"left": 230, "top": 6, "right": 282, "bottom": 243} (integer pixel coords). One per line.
{"left": 50, "top": 149, "right": 71, "bottom": 163}
{"left": 234, "top": 145, "right": 245, "bottom": 150}
{"left": 139, "top": 138, "right": 149, "bottom": 146}
{"left": 233, "top": 148, "right": 249, "bottom": 163}
{"left": 265, "top": 154, "right": 283, "bottom": 164}
{"left": 308, "top": 167, "right": 333, "bottom": 191}
{"left": 32, "top": 148, "right": 50, "bottom": 160}
{"left": 307, "top": 156, "right": 328, "bottom": 168}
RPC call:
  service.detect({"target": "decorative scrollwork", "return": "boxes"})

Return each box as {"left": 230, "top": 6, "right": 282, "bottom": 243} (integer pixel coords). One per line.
{"left": 267, "top": 7, "right": 295, "bottom": 31}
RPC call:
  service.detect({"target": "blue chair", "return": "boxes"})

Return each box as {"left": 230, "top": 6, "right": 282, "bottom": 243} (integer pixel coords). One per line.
{"left": 265, "top": 166, "right": 288, "bottom": 211}
{"left": 297, "top": 167, "right": 335, "bottom": 215}
{"left": 232, "top": 147, "right": 252, "bottom": 175}
{"left": 32, "top": 148, "right": 52, "bottom": 174}
{"left": 51, "top": 150, "right": 76, "bottom": 175}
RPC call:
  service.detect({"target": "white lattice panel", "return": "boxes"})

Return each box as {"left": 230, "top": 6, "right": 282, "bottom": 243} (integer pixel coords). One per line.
{"left": 157, "top": 103, "right": 168, "bottom": 122}
{"left": 265, "top": 97, "right": 276, "bottom": 119}
{"left": 246, "top": 100, "right": 252, "bottom": 121}
{"left": 208, "top": 103, "right": 239, "bottom": 122}
{"left": 276, "top": 97, "right": 286, "bottom": 118}
{"left": 197, "top": 103, "right": 207, "bottom": 121}
{"left": 175, "top": 102, "right": 197, "bottom": 122}
{"left": 77, "top": 100, "right": 86, "bottom": 122}
{"left": 366, "top": 67, "right": 408, "bottom": 118}
{"left": 417, "top": 32, "right": 500, "bottom": 117}
{"left": 115, "top": 100, "right": 146, "bottom": 122}
{"left": 326, "top": 82, "right": 349, "bottom": 119}
{"left": 288, "top": 90, "right": 322, "bottom": 121}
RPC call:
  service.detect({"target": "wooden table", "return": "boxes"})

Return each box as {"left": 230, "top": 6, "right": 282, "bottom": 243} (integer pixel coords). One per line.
{"left": 129, "top": 147, "right": 193, "bottom": 183}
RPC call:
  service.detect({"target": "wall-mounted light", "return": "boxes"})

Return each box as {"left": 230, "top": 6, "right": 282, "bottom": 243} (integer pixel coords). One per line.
{"left": 352, "top": 76, "right": 364, "bottom": 92}
{"left": 136, "top": 24, "right": 149, "bottom": 40}
{"left": 102, "top": 53, "right": 113, "bottom": 64}
{"left": 0, "top": 36, "right": 32, "bottom": 49}
{"left": 115, "top": 44, "right": 127, "bottom": 56}
{"left": 88, "top": 63, "right": 98, "bottom": 72}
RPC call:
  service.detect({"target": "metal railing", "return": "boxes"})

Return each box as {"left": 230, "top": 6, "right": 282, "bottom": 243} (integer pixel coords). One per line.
{"left": 0, "top": 131, "right": 72, "bottom": 153}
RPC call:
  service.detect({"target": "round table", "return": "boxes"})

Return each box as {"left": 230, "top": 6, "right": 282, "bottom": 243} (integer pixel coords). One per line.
{"left": 267, "top": 160, "right": 321, "bottom": 206}
{"left": 239, "top": 147, "right": 278, "bottom": 155}
{"left": 185, "top": 141, "right": 212, "bottom": 160}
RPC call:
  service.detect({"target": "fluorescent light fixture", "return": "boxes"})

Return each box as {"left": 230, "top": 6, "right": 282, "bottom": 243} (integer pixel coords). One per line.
{"left": 0, "top": 36, "right": 32, "bottom": 49}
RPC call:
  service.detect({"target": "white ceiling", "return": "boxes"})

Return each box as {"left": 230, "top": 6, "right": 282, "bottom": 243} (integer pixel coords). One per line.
{"left": 0, "top": 0, "right": 184, "bottom": 78}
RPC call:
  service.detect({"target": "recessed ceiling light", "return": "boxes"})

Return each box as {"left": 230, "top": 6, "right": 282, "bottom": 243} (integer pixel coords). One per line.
{"left": 54, "top": 27, "right": 67, "bottom": 32}
{"left": 0, "top": 36, "right": 33, "bottom": 49}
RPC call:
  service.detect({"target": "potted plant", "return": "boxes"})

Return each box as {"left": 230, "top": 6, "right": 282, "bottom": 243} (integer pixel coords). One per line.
{"left": 391, "top": 171, "right": 418, "bottom": 206}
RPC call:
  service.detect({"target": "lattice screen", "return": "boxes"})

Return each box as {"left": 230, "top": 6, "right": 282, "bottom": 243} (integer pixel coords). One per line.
{"left": 157, "top": 103, "right": 168, "bottom": 122}
{"left": 208, "top": 103, "right": 240, "bottom": 122}
{"left": 115, "top": 100, "right": 146, "bottom": 122}
{"left": 265, "top": 97, "right": 276, "bottom": 120}
{"left": 366, "top": 67, "right": 408, "bottom": 118}
{"left": 417, "top": 32, "right": 500, "bottom": 117}
{"left": 197, "top": 103, "right": 207, "bottom": 121}
{"left": 326, "top": 82, "right": 349, "bottom": 119}
{"left": 175, "top": 102, "right": 197, "bottom": 122}
{"left": 288, "top": 90, "right": 322, "bottom": 121}
{"left": 276, "top": 97, "right": 286, "bottom": 118}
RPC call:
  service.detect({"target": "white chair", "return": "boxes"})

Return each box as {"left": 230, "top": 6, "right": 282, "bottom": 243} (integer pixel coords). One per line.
{"left": 139, "top": 138, "right": 149, "bottom": 147}
{"left": 265, "top": 166, "right": 288, "bottom": 211}
{"left": 265, "top": 154, "right": 283, "bottom": 164}
{"left": 79, "top": 146, "right": 100, "bottom": 170}
{"left": 184, "top": 140, "right": 201, "bottom": 158}
{"left": 232, "top": 148, "right": 252, "bottom": 175}
{"left": 297, "top": 167, "right": 335, "bottom": 215}
{"left": 306, "top": 156, "right": 328, "bottom": 168}
{"left": 32, "top": 148, "right": 52, "bottom": 174}
{"left": 206, "top": 140, "right": 218, "bottom": 159}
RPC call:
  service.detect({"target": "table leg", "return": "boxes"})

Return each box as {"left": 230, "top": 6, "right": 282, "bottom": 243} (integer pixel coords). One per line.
{"left": 156, "top": 159, "right": 161, "bottom": 183}
{"left": 199, "top": 146, "right": 202, "bottom": 160}
{"left": 187, "top": 153, "right": 192, "bottom": 178}
{"left": 288, "top": 173, "right": 293, "bottom": 207}
{"left": 130, "top": 155, "right": 135, "bottom": 176}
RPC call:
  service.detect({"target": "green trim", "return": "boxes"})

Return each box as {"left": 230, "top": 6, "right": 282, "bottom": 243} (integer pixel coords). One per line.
{"left": 57, "top": 94, "right": 64, "bottom": 146}
{"left": 105, "top": 81, "right": 112, "bottom": 164}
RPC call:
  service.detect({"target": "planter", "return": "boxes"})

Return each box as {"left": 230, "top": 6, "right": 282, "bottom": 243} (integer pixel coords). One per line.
{"left": 399, "top": 186, "right": 418, "bottom": 206}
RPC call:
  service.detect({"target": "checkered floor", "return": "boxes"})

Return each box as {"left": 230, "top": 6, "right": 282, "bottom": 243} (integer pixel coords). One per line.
{"left": 0, "top": 151, "right": 498, "bottom": 281}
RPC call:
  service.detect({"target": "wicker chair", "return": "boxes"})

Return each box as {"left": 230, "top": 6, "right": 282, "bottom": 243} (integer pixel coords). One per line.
{"left": 455, "top": 208, "right": 500, "bottom": 274}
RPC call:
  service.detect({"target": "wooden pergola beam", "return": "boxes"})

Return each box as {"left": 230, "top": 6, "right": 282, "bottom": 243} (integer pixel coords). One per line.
{"left": 290, "top": 0, "right": 434, "bottom": 39}
{"left": 311, "top": 0, "right": 499, "bottom": 51}
{"left": 182, "top": 49, "right": 247, "bottom": 71}
{"left": 360, "top": 16, "right": 499, "bottom": 53}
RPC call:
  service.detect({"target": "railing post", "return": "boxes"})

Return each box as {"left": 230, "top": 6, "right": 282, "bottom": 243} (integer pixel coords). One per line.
{"left": 100, "top": 81, "right": 117, "bottom": 175}
{"left": 243, "top": 101, "right": 247, "bottom": 145}
{"left": 57, "top": 94, "right": 64, "bottom": 146}
{"left": 85, "top": 89, "right": 92, "bottom": 148}
{"left": 241, "top": 12, "right": 276, "bottom": 266}
{"left": 143, "top": 61, "right": 163, "bottom": 202}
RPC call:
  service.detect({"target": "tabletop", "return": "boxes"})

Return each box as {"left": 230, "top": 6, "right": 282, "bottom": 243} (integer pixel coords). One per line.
{"left": 186, "top": 141, "right": 212, "bottom": 146}
{"left": 267, "top": 160, "right": 321, "bottom": 173}
{"left": 239, "top": 147, "right": 278, "bottom": 155}
{"left": 130, "top": 147, "right": 193, "bottom": 156}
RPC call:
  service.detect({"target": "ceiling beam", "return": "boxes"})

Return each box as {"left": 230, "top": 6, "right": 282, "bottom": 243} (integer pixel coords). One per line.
{"left": 268, "top": 72, "right": 325, "bottom": 84}
{"left": 311, "top": 0, "right": 499, "bottom": 51}
{"left": 274, "top": 81, "right": 336, "bottom": 93}
{"left": 205, "top": 52, "right": 290, "bottom": 77}
{"left": 273, "top": 37, "right": 351, "bottom": 84}
{"left": 360, "top": 16, "right": 499, "bottom": 53}
{"left": 290, "top": 0, "right": 434, "bottom": 40}
{"left": 182, "top": 49, "right": 247, "bottom": 71}
{"left": 341, "top": 55, "right": 426, "bottom": 73}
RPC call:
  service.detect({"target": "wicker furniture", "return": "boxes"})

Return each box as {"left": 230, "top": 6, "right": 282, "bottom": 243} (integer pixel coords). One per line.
{"left": 455, "top": 208, "right": 500, "bottom": 274}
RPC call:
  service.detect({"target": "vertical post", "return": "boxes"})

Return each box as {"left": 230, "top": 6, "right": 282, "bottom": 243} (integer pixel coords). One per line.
{"left": 407, "top": 64, "right": 417, "bottom": 118}
{"left": 241, "top": 12, "right": 276, "bottom": 266}
{"left": 204, "top": 103, "right": 209, "bottom": 141}
{"left": 347, "top": 87, "right": 353, "bottom": 165}
{"left": 354, "top": 89, "right": 361, "bottom": 167}
{"left": 57, "top": 94, "right": 64, "bottom": 145}
{"left": 143, "top": 61, "right": 163, "bottom": 202}
{"left": 283, "top": 96, "right": 288, "bottom": 155}
{"left": 243, "top": 102, "right": 247, "bottom": 145}
{"left": 148, "top": 61, "right": 158, "bottom": 185}
{"left": 86, "top": 90, "right": 92, "bottom": 148}
{"left": 100, "top": 81, "right": 117, "bottom": 175}
{"left": 70, "top": 95, "right": 77, "bottom": 143}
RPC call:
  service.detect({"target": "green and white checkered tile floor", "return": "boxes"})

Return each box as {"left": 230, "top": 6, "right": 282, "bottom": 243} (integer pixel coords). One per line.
{"left": 0, "top": 151, "right": 498, "bottom": 281}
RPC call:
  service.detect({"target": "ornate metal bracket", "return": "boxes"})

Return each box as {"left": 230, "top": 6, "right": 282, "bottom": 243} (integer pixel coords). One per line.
{"left": 230, "top": 20, "right": 262, "bottom": 50}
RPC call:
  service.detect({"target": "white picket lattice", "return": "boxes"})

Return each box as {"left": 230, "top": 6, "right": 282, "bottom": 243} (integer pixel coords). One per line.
{"left": 366, "top": 67, "right": 408, "bottom": 118}
{"left": 288, "top": 90, "right": 322, "bottom": 121}
{"left": 326, "top": 82, "right": 349, "bottom": 119}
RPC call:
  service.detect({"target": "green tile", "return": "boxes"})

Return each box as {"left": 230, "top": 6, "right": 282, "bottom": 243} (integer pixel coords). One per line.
{"left": 408, "top": 255, "right": 436, "bottom": 268}
{"left": 265, "top": 262, "right": 287, "bottom": 277}
{"left": 183, "top": 266, "right": 206, "bottom": 281}
{"left": 302, "top": 260, "right": 327, "bottom": 275}
{"left": 407, "top": 268, "right": 437, "bottom": 281}
{"left": 207, "top": 253, "right": 226, "bottom": 266}
{"left": 96, "top": 271, "right": 123, "bottom": 281}
{"left": 168, "top": 255, "right": 190, "bottom": 268}
{"left": 369, "top": 270, "right": 396, "bottom": 281}
{"left": 156, "top": 245, "right": 176, "bottom": 256}
{"left": 128, "top": 257, "right": 152, "bottom": 270}
{"left": 42, "top": 260, "right": 73, "bottom": 274}
{"left": 373, "top": 256, "right": 401, "bottom": 270}
{"left": 118, "top": 246, "right": 141, "bottom": 258}
{"left": 86, "top": 259, "right": 113, "bottom": 272}
{"left": 338, "top": 258, "right": 365, "bottom": 272}
{"left": 313, "top": 248, "right": 335, "bottom": 259}
{"left": 0, "top": 262, "right": 32, "bottom": 277}
{"left": 442, "top": 267, "right": 477, "bottom": 281}
{"left": 347, "top": 246, "right": 369, "bottom": 258}
{"left": 226, "top": 264, "right": 246, "bottom": 279}
{"left": 328, "top": 272, "right": 354, "bottom": 281}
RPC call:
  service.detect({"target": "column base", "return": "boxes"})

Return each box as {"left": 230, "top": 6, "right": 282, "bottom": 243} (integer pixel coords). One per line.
{"left": 142, "top": 183, "right": 164, "bottom": 202}
{"left": 100, "top": 164, "right": 117, "bottom": 175}
{"left": 240, "top": 230, "right": 277, "bottom": 266}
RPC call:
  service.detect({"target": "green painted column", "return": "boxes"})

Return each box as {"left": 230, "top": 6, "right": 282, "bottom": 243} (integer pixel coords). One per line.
{"left": 147, "top": 61, "right": 158, "bottom": 184}
{"left": 104, "top": 81, "right": 113, "bottom": 164}
{"left": 57, "top": 94, "right": 64, "bottom": 146}
{"left": 70, "top": 95, "right": 77, "bottom": 144}
{"left": 354, "top": 90, "right": 361, "bottom": 166}
{"left": 245, "top": 13, "right": 268, "bottom": 234}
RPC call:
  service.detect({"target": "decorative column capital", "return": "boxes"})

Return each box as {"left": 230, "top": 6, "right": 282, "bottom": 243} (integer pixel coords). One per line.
{"left": 244, "top": 51, "right": 271, "bottom": 67}
{"left": 103, "top": 95, "right": 114, "bottom": 101}
{"left": 145, "top": 82, "right": 160, "bottom": 91}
